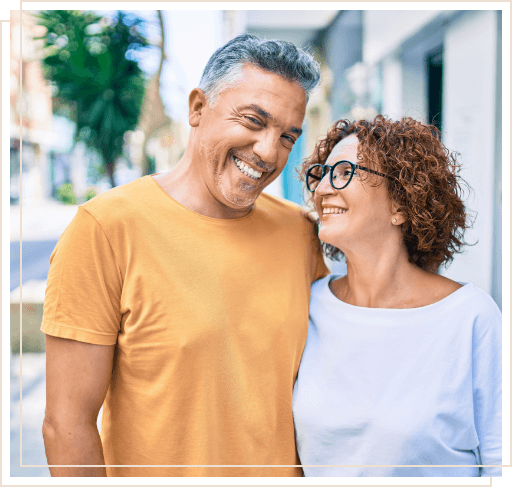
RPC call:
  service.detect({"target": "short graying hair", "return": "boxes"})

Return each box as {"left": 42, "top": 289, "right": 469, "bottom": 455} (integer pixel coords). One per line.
{"left": 199, "top": 34, "right": 321, "bottom": 105}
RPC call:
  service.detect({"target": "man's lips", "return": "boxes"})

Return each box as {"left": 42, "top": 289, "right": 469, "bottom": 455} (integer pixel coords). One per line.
{"left": 230, "top": 151, "right": 275, "bottom": 174}
{"left": 233, "top": 155, "right": 263, "bottom": 180}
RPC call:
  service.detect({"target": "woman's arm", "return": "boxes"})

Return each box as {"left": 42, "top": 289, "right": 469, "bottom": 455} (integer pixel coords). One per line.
{"left": 472, "top": 299, "right": 502, "bottom": 477}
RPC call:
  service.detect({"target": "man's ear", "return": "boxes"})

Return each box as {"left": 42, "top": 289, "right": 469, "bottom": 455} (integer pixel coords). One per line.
{"left": 189, "top": 88, "right": 208, "bottom": 127}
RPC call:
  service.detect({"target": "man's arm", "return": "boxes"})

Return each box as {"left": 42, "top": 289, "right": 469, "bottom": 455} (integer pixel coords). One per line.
{"left": 43, "top": 335, "right": 115, "bottom": 477}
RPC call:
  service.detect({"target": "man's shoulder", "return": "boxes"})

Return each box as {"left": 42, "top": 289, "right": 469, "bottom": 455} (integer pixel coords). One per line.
{"left": 257, "top": 192, "right": 304, "bottom": 219}
{"left": 82, "top": 176, "right": 153, "bottom": 220}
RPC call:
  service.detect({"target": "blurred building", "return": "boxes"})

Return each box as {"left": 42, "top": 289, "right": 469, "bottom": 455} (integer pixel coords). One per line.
{"left": 12, "top": 9, "right": 503, "bottom": 306}
{"left": 243, "top": 11, "right": 338, "bottom": 201}
{"left": 241, "top": 9, "right": 503, "bottom": 306}
{"left": 10, "top": 10, "right": 54, "bottom": 204}
{"left": 128, "top": 11, "right": 187, "bottom": 176}
{"left": 358, "top": 10, "right": 502, "bottom": 307}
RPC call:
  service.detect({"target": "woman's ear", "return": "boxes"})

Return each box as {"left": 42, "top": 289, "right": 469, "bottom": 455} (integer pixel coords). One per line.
{"left": 391, "top": 213, "right": 406, "bottom": 225}
{"left": 188, "top": 88, "right": 207, "bottom": 127}
{"left": 390, "top": 202, "right": 406, "bottom": 226}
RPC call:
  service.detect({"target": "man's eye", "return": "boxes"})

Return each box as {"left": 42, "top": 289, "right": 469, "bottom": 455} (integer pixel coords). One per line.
{"left": 282, "top": 135, "right": 296, "bottom": 144}
{"left": 245, "top": 116, "right": 261, "bottom": 125}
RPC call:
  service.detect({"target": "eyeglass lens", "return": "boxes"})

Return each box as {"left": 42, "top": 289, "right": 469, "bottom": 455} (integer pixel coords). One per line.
{"left": 307, "top": 162, "right": 353, "bottom": 191}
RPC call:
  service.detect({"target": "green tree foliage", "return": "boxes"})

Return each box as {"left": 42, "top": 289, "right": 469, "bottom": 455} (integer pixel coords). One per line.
{"left": 35, "top": 10, "right": 149, "bottom": 187}
{"left": 57, "top": 182, "right": 77, "bottom": 205}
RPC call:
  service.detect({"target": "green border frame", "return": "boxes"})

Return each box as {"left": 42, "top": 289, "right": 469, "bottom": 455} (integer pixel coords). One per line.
{"left": 0, "top": 0, "right": 512, "bottom": 487}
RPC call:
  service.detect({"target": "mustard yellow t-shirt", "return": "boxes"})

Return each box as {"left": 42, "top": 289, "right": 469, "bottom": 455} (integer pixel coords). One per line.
{"left": 41, "top": 176, "right": 328, "bottom": 477}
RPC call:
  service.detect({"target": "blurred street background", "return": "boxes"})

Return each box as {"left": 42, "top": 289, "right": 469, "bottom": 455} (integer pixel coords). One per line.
{"left": 8, "top": 7, "right": 503, "bottom": 477}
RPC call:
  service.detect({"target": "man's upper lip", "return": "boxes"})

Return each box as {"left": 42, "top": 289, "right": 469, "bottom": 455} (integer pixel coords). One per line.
{"left": 232, "top": 154, "right": 272, "bottom": 173}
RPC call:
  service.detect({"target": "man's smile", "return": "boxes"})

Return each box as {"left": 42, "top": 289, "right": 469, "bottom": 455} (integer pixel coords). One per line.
{"left": 232, "top": 154, "right": 264, "bottom": 180}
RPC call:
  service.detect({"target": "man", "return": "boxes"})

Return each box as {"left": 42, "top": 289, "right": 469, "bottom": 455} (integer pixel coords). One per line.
{"left": 41, "top": 34, "right": 328, "bottom": 477}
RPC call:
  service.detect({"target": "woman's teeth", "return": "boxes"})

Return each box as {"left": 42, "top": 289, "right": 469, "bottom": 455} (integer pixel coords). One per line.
{"left": 234, "top": 156, "right": 262, "bottom": 180}
{"left": 323, "top": 207, "right": 347, "bottom": 214}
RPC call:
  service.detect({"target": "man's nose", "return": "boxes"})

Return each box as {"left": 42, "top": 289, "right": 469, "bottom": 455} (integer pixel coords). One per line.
{"left": 253, "top": 131, "right": 279, "bottom": 166}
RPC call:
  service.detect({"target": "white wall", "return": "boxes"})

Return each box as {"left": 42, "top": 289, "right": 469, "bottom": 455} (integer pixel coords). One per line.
{"left": 440, "top": 10, "right": 499, "bottom": 294}
{"left": 363, "top": 10, "right": 444, "bottom": 65}
{"left": 380, "top": 47, "right": 428, "bottom": 124}
{"left": 246, "top": 10, "right": 337, "bottom": 29}
{"left": 400, "top": 54, "right": 428, "bottom": 121}
{"left": 381, "top": 56, "right": 402, "bottom": 119}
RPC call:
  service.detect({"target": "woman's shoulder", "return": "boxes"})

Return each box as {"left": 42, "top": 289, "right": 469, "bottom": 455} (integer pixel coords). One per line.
{"left": 419, "top": 272, "right": 463, "bottom": 304}
{"left": 421, "top": 272, "right": 499, "bottom": 313}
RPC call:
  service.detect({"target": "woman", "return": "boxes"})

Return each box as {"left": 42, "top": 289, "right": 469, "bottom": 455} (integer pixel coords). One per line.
{"left": 292, "top": 116, "right": 501, "bottom": 477}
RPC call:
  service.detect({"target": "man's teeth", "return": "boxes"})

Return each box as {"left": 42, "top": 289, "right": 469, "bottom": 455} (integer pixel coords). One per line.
{"left": 323, "top": 208, "right": 347, "bottom": 214}
{"left": 234, "top": 156, "right": 262, "bottom": 180}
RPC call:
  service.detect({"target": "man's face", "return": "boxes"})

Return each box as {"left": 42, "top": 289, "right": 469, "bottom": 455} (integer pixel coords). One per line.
{"left": 190, "top": 64, "right": 307, "bottom": 216}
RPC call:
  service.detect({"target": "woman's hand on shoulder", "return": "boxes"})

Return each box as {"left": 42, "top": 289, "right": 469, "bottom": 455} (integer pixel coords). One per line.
{"left": 300, "top": 206, "right": 319, "bottom": 224}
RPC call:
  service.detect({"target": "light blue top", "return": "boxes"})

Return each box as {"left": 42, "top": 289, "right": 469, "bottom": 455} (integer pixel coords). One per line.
{"left": 293, "top": 275, "right": 502, "bottom": 477}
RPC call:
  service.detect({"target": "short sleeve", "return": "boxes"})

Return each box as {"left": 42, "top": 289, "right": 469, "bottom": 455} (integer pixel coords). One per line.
{"left": 472, "top": 296, "right": 502, "bottom": 477}
{"left": 41, "top": 207, "right": 123, "bottom": 345}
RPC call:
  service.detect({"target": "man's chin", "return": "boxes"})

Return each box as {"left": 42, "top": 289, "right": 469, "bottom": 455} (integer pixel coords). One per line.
{"left": 219, "top": 186, "right": 261, "bottom": 211}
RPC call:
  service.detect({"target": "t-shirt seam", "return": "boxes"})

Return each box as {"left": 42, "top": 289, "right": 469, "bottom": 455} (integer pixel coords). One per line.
{"left": 41, "top": 318, "right": 118, "bottom": 338}
{"left": 47, "top": 217, "right": 76, "bottom": 324}
{"left": 319, "top": 275, "right": 481, "bottom": 316}
{"left": 79, "top": 206, "right": 124, "bottom": 286}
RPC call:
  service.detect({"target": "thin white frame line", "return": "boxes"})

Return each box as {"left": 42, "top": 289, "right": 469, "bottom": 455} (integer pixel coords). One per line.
{"left": 26, "top": 464, "right": 510, "bottom": 468}
{"left": 14, "top": 7, "right": 508, "bottom": 477}
{"left": 19, "top": 2, "right": 24, "bottom": 472}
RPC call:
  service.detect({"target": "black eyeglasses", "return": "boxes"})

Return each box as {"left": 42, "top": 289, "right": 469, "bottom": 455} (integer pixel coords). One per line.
{"left": 306, "top": 160, "right": 393, "bottom": 192}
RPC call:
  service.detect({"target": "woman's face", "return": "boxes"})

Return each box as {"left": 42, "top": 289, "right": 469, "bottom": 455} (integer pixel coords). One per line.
{"left": 314, "top": 134, "right": 398, "bottom": 253}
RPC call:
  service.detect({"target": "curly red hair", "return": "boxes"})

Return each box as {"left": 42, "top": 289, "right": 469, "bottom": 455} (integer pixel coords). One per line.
{"left": 301, "top": 116, "right": 471, "bottom": 271}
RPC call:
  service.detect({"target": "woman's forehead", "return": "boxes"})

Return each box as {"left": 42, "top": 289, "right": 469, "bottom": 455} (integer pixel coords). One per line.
{"left": 327, "top": 134, "right": 359, "bottom": 163}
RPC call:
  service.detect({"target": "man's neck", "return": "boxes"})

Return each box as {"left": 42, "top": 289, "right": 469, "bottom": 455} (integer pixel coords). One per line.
{"left": 151, "top": 161, "right": 253, "bottom": 220}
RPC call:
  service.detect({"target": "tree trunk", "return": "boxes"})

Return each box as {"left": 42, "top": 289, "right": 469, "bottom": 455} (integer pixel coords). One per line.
{"left": 106, "top": 162, "right": 116, "bottom": 188}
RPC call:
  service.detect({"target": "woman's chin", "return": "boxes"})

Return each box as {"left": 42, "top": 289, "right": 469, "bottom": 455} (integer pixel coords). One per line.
{"left": 318, "top": 227, "right": 343, "bottom": 250}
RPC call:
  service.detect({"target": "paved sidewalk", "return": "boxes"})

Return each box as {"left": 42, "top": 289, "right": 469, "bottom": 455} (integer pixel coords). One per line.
{"left": 10, "top": 353, "right": 50, "bottom": 477}
{"left": 10, "top": 353, "right": 103, "bottom": 478}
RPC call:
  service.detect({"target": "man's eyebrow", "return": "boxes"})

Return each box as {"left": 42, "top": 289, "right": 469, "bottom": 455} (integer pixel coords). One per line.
{"left": 242, "top": 104, "right": 303, "bottom": 137}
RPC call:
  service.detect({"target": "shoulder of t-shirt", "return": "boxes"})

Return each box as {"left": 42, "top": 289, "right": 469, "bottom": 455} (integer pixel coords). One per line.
{"left": 459, "top": 283, "right": 502, "bottom": 334}
{"left": 257, "top": 192, "right": 315, "bottom": 230}
{"left": 80, "top": 176, "right": 151, "bottom": 225}
{"left": 311, "top": 273, "right": 332, "bottom": 295}
{"left": 257, "top": 192, "right": 303, "bottom": 215}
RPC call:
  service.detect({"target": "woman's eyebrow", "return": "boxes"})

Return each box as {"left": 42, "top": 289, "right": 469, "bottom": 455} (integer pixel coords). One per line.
{"left": 240, "top": 103, "right": 303, "bottom": 136}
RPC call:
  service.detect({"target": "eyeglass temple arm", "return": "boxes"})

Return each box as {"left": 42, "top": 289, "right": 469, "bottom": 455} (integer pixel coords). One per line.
{"left": 357, "top": 166, "right": 393, "bottom": 181}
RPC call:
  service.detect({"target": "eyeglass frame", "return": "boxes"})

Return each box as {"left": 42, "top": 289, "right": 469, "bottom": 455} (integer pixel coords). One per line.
{"left": 305, "top": 160, "right": 393, "bottom": 192}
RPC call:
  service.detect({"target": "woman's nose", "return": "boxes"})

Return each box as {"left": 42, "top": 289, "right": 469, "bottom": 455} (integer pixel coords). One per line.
{"left": 314, "top": 172, "right": 336, "bottom": 196}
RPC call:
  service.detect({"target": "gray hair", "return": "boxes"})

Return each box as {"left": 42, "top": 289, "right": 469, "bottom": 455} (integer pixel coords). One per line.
{"left": 199, "top": 34, "right": 321, "bottom": 105}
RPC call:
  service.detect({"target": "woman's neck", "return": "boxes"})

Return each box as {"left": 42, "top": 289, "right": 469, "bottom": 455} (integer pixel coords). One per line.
{"left": 331, "top": 237, "right": 430, "bottom": 309}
